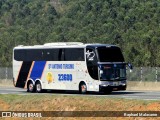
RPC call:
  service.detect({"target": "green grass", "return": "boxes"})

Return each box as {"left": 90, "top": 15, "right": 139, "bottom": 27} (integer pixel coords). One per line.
{"left": 0, "top": 94, "right": 159, "bottom": 120}
{"left": 0, "top": 94, "right": 158, "bottom": 111}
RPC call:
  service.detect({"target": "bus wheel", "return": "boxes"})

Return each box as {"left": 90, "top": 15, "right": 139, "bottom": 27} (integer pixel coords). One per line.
{"left": 79, "top": 83, "right": 87, "bottom": 94}
{"left": 27, "top": 81, "right": 34, "bottom": 92}
{"left": 35, "top": 81, "right": 42, "bottom": 93}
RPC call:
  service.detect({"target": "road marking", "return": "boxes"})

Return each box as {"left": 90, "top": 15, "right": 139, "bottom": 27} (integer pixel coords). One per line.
{"left": 0, "top": 93, "right": 9, "bottom": 95}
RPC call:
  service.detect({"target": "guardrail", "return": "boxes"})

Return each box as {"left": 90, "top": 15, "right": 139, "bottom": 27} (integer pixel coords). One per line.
{"left": 0, "top": 67, "right": 13, "bottom": 81}
{"left": 127, "top": 67, "right": 160, "bottom": 82}
{"left": 0, "top": 67, "right": 160, "bottom": 82}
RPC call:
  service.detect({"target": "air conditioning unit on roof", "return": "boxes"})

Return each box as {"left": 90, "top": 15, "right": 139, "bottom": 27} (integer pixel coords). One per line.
{"left": 44, "top": 42, "right": 83, "bottom": 46}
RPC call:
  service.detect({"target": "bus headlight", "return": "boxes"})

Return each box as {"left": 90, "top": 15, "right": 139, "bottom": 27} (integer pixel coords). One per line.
{"left": 120, "top": 80, "right": 126, "bottom": 85}
{"left": 100, "top": 70, "right": 103, "bottom": 74}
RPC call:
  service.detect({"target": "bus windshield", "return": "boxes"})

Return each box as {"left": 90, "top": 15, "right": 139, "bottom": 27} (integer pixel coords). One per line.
{"left": 97, "top": 47, "right": 124, "bottom": 62}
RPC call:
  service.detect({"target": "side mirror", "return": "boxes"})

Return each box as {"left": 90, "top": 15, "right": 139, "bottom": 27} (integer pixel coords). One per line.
{"left": 128, "top": 63, "right": 133, "bottom": 72}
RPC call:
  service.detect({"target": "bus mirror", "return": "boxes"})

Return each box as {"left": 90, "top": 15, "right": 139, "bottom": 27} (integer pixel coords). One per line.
{"left": 128, "top": 63, "right": 133, "bottom": 72}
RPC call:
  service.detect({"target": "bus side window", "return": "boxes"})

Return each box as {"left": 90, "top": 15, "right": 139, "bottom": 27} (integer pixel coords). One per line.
{"left": 86, "top": 48, "right": 98, "bottom": 80}
{"left": 58, "top": 49, "right": 64, "bottom": 61}
{"left": 64, "top": 48, "right": 84, "bottom": 61}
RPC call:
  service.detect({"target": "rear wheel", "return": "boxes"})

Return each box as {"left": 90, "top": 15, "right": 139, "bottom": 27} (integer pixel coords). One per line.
{"left": 79, "top": 83, "right": 87, "bottom": 94}
{"left": 35, "top": 81, "right": 42, "bottom": 93}
{"left": 27, "top": 81, "right": 34, "bottom": 92}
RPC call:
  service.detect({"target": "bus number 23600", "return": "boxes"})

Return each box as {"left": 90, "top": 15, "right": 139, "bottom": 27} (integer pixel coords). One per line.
{"left": 58, "top": 74, "right": 72, "bottom": 81}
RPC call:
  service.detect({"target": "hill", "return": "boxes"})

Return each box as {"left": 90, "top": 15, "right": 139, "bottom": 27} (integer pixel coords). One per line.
{"left": 0, "top": 0, "right": 160, "bottom": 66}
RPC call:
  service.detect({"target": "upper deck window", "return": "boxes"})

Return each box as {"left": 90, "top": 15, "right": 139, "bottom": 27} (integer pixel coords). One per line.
{"left": 97, "top": 47, "right": 124, "bottom": 62}
{"left": 64, "top": 48, "right": 84, "bottom": 61}
{"left": 14, "top": 48, "right": 84, "bottom": 61}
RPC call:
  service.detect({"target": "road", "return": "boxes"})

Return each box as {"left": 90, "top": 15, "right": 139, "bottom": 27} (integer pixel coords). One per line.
{"left": 0, "top": 87, "right": 160, "bottom": 100}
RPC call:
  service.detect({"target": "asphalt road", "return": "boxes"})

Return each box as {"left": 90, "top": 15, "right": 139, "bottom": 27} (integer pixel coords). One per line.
{"left": 0, "top": 87, "right": 160, "bottom": 100}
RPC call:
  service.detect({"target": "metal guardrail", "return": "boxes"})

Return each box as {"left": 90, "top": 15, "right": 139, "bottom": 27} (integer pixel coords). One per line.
{"left": 127, "top": 67, "right": 160, "bottom": 82}
{"left": 0, "top": 67, "right": 160, "bottom": 82}
{"left": 0, "top": 67, "right": 13, "bottom": 80}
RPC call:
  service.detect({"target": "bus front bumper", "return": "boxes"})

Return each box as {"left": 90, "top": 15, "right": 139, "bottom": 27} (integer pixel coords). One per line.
{"left": 99, "top": 84, "right": 127, "bottom": 92}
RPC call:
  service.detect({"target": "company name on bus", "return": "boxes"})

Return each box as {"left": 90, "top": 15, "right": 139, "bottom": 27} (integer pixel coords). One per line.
{"left": 48, "top": 64, "right": 74, "bottom": 69}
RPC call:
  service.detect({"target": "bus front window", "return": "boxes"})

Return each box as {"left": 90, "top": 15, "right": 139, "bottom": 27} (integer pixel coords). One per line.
{"left": 97, "top": 46, "right": 126, "bottom": 81}
{"left": 97, "top": 47, "right": 124, "bottom": 62}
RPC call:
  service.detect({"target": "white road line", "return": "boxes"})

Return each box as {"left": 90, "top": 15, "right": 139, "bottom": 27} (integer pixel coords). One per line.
{"left": 121, "top": 96, "right": 140, "bottom": 98}
{"left": 121, "top": 95, "right": 160, "bottom": 100}
{"left": 126, "top": 98, "right": 160, "bottom": 101}
{"left": 0, "top": 93, "right": 9, "bottom": 94}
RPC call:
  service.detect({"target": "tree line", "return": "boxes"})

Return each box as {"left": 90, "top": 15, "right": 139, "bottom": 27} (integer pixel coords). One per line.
{"left": 0, "top": 0, "right": 160, "bottom": 67}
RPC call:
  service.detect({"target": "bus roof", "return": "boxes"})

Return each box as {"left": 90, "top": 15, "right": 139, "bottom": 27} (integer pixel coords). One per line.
{"left": 14, "top": 42, "right": 117, "bottom": 49}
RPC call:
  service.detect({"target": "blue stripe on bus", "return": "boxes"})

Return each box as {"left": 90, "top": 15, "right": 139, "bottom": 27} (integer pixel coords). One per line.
{"left": 30, "top": 61, "right": 46, "bottom": 80}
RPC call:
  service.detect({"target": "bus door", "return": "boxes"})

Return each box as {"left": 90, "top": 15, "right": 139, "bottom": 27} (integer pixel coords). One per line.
{"left": 86, "top": 47, "right": 99, "bottom": 90}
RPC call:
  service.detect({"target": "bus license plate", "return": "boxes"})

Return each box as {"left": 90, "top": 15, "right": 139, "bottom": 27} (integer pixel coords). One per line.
{"left": 110, "top": 82, "right": 119, "bottom": 86}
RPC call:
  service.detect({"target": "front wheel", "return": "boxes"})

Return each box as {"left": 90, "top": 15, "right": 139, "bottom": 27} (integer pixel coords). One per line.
{"left": 35, "top": 81, "right": 42, "bottom": 93}
{"left": 79, "top": 83, "right": 87, "bottom": 94}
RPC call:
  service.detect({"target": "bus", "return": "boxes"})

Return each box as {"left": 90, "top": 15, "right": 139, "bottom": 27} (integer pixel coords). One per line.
{"left": 13, "top": 42, "right": 132, "bottom": 94}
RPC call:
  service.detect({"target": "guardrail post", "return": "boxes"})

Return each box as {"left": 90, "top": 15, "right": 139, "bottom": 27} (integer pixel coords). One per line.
{"left": 156, "top": 67, "right": 158, "bottom": 82}
{"left": 5, "top": 67, "right": 8, "bottom": 82}
{"left": 140, "top": 67, "right": 143, "bottom": 83}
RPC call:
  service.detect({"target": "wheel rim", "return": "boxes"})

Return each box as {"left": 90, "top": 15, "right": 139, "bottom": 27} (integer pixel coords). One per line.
{"left": 36, "top": 84, "right": 41, "bottom": 92}
{"left": 29, "top": 83, "right": 33, "bottom": 91}
{"left": 81, "top": 85, "right": 86, "bottom": 92}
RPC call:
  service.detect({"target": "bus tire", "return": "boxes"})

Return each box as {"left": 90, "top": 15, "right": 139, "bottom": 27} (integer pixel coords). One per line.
{"left": 35, "top": 81, "right": 42, "bottom": 93}
{"left": 79, "top": 82, "right": 87, "bottom": 94}
{"left": 27, "top": 81, "right": 35, "bottom": 92}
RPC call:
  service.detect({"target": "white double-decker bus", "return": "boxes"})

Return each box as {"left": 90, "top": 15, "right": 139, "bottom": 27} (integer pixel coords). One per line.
{"left": 13, "top": 42, "right": 132, "bottom": 94}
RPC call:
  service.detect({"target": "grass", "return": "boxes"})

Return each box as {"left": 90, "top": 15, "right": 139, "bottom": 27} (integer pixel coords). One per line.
{"left": 127, "top": 81, "right": 160, "bottom": 91}
{"left": 0, "top": 94, "right": 160, "bottom": 120}
{"left": 0, "top": 94, "right": 159, "bottom": 111}
{"left": 0, "top": 79, "right": 13, "bottom": 87}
